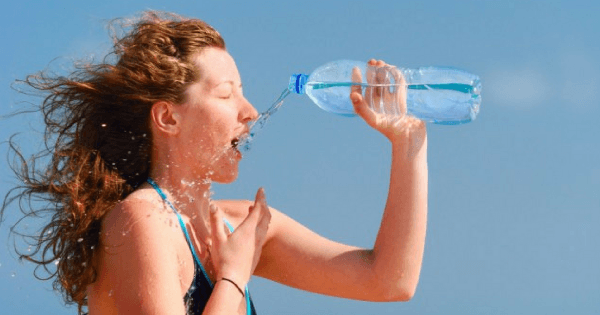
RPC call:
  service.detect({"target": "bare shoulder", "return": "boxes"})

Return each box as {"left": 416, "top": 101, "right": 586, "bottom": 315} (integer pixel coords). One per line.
{"left": 90, "top": 190, "right": 189, "bottom": 314}
{"left": 101, "top": 187, "right": 180, "bottom": 249}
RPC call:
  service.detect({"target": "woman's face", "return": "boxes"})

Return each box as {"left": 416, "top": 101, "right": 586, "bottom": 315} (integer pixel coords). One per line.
{"left": 176, "top": 47, "right": 258, "bottom": 183}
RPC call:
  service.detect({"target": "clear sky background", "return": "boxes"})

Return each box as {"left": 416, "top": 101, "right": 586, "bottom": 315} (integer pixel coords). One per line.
{"left": 1, "top": 0, "right": 599, "bottom": 314}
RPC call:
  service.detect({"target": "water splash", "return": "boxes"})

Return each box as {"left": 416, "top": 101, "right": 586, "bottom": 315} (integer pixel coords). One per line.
{"left": 236, "top": 89, "right": 291, "bottom": 152}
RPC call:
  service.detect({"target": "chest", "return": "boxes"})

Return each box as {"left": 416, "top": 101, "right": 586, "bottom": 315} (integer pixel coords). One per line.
{"left": 176, "top": 224, "right": 248, "bottom": 315}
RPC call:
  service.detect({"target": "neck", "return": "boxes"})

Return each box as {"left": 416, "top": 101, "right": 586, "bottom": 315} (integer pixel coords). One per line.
{"left": 148, "top": 159, "right": 214, "bottom": 241}
{"left": 150, "top": 164, "right": 212, "bottom": 209}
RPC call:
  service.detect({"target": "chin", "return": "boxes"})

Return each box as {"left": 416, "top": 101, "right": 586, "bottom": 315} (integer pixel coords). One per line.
{"left": 211, "top": 168, "right": 239, "bottom": 184}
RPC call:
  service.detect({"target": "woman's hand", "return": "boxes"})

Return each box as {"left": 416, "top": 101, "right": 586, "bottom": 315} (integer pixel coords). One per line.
{"left": 351, "top": 59, "right": 426, "bottom": 159}
{"left": 208, "top": 188, "right": 271, "bottom": 288}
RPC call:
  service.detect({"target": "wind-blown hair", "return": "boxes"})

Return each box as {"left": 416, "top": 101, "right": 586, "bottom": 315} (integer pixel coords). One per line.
{"left": 1, "top": 11, "right": 225, "bottom": 313}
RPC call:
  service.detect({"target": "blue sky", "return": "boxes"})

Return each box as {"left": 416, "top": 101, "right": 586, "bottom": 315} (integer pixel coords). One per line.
{"left": 1, "top": 0, "right": 599, "bottom": 314}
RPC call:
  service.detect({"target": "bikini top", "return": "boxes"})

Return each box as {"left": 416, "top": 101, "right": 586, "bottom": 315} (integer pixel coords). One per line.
{"left": 147, "top": 178, "right": 257, "bottom": 315}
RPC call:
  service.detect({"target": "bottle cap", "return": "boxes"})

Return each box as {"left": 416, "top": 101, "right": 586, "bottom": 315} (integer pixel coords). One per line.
{"left": 289, "top": 74, "right": 308, "bottom": 94}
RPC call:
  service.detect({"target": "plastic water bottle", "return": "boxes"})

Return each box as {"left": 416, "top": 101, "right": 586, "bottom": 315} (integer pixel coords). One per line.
{"left": 289, "top": 60, "right": 481, "bottom": 125}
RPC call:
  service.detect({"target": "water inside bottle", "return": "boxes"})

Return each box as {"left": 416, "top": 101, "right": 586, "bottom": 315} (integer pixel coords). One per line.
{"left": 235, "top": 89, "right": 291, "bottom": 152}
{"left": 308, "top": 81, "right": 480, "bottom": 124}
{"left": 406, "top": 82, "right": 481, "bottom": 125}
{"left": 310, "top": 81, "right": 478, "bottom": 94}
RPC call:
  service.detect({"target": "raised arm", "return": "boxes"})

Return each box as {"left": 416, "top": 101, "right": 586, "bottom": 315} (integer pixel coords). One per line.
{"left": 251, "top": 59, "right": 428, "bottom": 301}
{"left": 353, "top": 60, "right": 428, "bottom": 299}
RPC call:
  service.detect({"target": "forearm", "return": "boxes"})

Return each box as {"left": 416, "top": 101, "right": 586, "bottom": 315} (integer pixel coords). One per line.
{"left": 202, "top": 280, "right": 245, "bottom": 315}
{"left": 371, "top": 135, "right": 428, "bottom": 300}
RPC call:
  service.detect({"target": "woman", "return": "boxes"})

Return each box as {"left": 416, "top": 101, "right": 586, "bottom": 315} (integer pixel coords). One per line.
{"left": 2, "top": 11, "right": 428, "bottom": 315}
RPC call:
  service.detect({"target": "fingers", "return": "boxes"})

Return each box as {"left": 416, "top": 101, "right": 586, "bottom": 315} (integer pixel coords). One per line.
{"left": 253, "top": 187, "right": 271, "bottom": 233}
{"left": 210, "top": 203, "right": 227, "bottom": 244}
{"left": 350, "top": 67, "right": 366, "bottom": 114}
{"left": 351, "top": 66, "right": 363, "bottom": 96}
{"left": 365, "top": 62, "right": 376, "bottom": 112}
{"left": 253, "top": 187, "right": 266, "bottom": 210}
{"left": 366, "top": 59, "right": 391, "bottom": 114}
{"left": 237, "top": 187, "right": 271, "bottom": 232}
{"left": 355, "top": 58, "right": 414, "bottom": 137}
{"left": 382, "top": 66, "right": 406, "bottom": 119}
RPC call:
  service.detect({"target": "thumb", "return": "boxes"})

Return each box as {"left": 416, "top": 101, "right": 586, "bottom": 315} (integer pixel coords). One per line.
{"left": 210, "top": 203, "right": 227, "bottom": 244}
{"left": 351, "top": 66, "right": 378, "bottom": 126}
{"left": 351, "top": 67, "right": 364, "bottom": 108}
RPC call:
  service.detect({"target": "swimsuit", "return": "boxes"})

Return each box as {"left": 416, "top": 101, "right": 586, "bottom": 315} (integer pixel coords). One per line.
{"left": 147, "top": 178, "right": 257, "bottom": 315}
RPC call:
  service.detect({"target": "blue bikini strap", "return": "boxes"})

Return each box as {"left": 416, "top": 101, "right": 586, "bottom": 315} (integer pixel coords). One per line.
{"left": 146, "top": 177, "right": 213, "bottom": 287}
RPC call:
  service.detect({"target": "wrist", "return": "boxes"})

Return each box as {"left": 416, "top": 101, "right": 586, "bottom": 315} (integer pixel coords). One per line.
{"left": 391, "top": 133, "right": 428, "bottom": 163}
{"left": 216, "top": 269, "right": 248, "bottom": 288}
{"left": 217, "top": 277, "right": 245, "bottom": 297}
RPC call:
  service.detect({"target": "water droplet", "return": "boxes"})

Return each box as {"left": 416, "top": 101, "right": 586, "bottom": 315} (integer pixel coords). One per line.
{"left": 181, "top": 179, "right": 196, "bottom": 187}
{"left": 90, "top": 246, "right": 95, "bottom": 250}
{"left": 77, "top": 238, "right": 84, "bottom": 243}
{"left": 142, "top": 133, "right": 147, "bottom": 137}
{"left": 54, "top": 259, "right": 60, "bottom": 265}
{"left": 82, "top": 262, "right": 87, "bottom": 267}
{"left": 101, "top": 123, "right": 107, "bottom": 127}
{"left": 131, "top": 136, "right": 135, "bottom": 140}
{"left": 127, "top": 151, "right": 131, "bottom": 154}
{"left": 11, "top": 272, "right": 16, "bottom": 277}
{"left": 108, "top": 290, "right": 114, "bottom": 297}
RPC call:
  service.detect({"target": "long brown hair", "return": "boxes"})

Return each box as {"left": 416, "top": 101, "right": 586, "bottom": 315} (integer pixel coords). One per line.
{"left": 1, "top": 11, "right": 225, "bottom": 313}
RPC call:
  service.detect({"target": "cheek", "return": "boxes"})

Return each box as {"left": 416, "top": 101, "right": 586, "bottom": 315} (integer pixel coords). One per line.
{"left": 184, "top": 121, "right": 229, "bottom": 159}
{"left": 182, "top": 103, "right": 237, "bottom": 151}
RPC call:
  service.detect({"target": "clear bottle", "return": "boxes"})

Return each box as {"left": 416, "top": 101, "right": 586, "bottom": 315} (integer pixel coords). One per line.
{"left": 289, "top": 60, "right": 481, "bottom": 125}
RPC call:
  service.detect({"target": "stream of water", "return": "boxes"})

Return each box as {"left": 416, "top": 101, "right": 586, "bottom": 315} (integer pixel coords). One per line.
{"left": 236, "top": 88, "right": 291, "bottom": 152}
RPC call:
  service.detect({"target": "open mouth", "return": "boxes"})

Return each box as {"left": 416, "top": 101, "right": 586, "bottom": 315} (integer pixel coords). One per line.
{"left": 231, "top": 137, "right": 240, "bottom": 149}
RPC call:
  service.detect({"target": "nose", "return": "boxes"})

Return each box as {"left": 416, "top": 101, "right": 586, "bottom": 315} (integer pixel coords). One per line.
{"left": 240, "top": 96, "right": 259, "bottom": 124}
